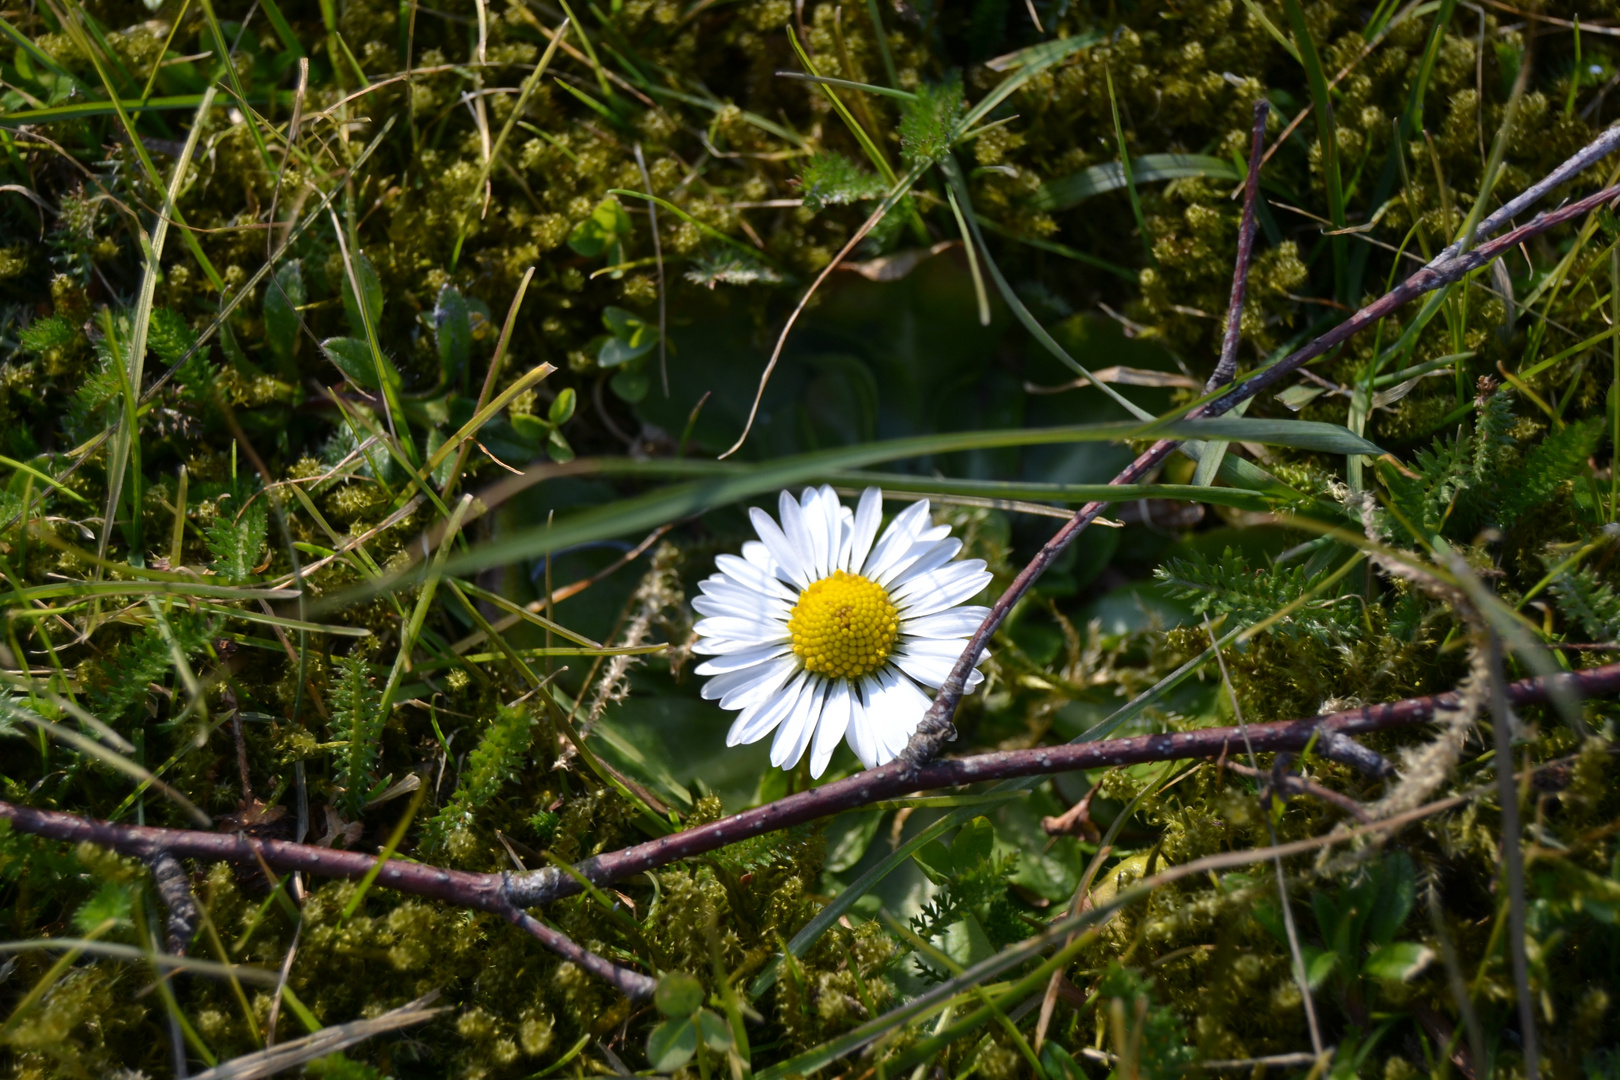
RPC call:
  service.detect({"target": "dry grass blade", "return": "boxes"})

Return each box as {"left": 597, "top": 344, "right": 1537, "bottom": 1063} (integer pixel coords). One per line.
{"left": 187, "top": 993, "right": 445, "bottom": 1080}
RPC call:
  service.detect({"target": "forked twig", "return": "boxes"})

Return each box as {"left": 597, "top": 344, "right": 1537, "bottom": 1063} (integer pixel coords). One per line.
{"left": 4, "top": 660, "right": 1617, "bottom": 996}
{"left": 900, "top": 128, "right": 1620, "bottom": 765}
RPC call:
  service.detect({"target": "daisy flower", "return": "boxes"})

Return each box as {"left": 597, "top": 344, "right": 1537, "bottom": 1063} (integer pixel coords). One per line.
{"left": 692, "top": 487, "right": 993, "bottom": 778}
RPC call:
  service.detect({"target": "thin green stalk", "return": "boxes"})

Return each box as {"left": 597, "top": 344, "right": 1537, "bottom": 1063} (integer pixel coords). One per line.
{"left": 1104, "top": 64, "right": 1154, "bottom": 267}
{"left": 1282, "top": 0, "right": 1346, "bottom": 298}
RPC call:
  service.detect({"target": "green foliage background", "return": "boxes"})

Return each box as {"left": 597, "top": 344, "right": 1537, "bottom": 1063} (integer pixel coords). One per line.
{"left": 3, "top": 0, "right": 1620, "bottom": 1076}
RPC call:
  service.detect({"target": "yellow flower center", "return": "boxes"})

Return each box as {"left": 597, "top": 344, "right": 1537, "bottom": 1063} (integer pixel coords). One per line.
{"left": 788, "top": 570, "right": 900, "bottom": 681}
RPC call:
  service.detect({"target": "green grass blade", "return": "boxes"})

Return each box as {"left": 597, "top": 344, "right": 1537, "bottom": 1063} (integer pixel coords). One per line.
{"left": 956, "top": 33, "right": 1101, "bottom": 134}
{"left": 941, "top": 156, "right": 1151, "bottom": 420}
{"left": 1282, "top": 0, "right": 1347, "bottom": 298}
{"left": 1031, "top": 152, "right": 1242, "bottom": 212}
{"left": 315, "top": 417, "right": 1369, "bottom": 612}
{"left": 1104, "top": 64, "right": 1155, "bottom": 267}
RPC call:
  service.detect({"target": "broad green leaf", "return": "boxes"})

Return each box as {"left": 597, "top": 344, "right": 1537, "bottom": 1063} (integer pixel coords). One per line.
{"left": 824, "top": 809, "right": 884, "bottom": 874}
{"left": 1305, "top": 945, "right": 1339, "bottom": 989}
{"left": 340, "top": 252, "right": 383, "bottom": 339}
{"left": 320, "top": 336, "right": 399, "bottom": 392}
{"left": 1363, "top": 941, "right": 1434, "bottom": 982}
{"left": 548, "top": 387, "right": 577, "bottom": 425}
{"left": 599, "top": 306, "right": 658, "bottom": 367}
{"left": 546, "top": 428, "right": 575, "bottom": 463}
{"left": 610, "top": 366, "right": 649, "bottom": 402}
{"left": 655, "top": 972, "right": 704, "bottom": 1018}
{"left": 568, "top": 196, "right": 632, "bottom": 257}
{"left": 1041, "top": 1042, "right": 1084, "bottom": 1080}
{"left": 647, "top": 1017, "right": 697, "bottom": 1071}
{"left": 434, "top": 284, "right": 472, "bottom": 385}
{"left": 696, "top": 1008, "right": 734, "bottom": 1052}
{"left": 263, "top": 258, "right": 305, "bottom": 370}
{"left": 1032, "top": 153, "right": 1242, "bottom": 212}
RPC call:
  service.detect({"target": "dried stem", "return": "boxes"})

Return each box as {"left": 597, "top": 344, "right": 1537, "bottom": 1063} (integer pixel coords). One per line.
{"left": 1488, "top": 633, "right": 1540, "bottom": 1080}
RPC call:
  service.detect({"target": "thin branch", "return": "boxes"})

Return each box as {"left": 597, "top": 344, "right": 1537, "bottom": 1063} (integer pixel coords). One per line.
{"left": 1224, "top": 760, "right": 1372, "bottom": 822}
{"left": 5, "top": 660, "right": 1616, "bottom": 925}
{"left": 902, "top": 165, "right": 1620, "bottom": 765}
{"left": 1211, "top": 99, "right": 1270, "bottom": 390}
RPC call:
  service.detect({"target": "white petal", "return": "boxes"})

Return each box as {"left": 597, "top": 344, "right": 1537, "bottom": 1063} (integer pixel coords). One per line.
{"left": 692, "top": 594, "right": 789, "bottom": 621}
{"left": 800, "top": 485, "right": 835, "bottom": 579}
{"left": 713, "top": 555, "right": 798, "bottom": 601}
{"left": 718, "top": 656, "right": 801, "bottom": 710}
{"left": 693, "top": 615, "right": 791, "bottom": 644}
{"left": 891, "top": 650, "right": 957, "bottom": 690}
{"left": 902, "top": 607, "right": 990, "bottom": 639}
{"left": 819, "top": 487, "right": 848, "bottom": 575}
{"left": 872, "top": 526, "right": 953, "bottom": 586}
{"left": 741, "top": 541, "right": 776, "bottom": 574}
{"left": 810, "top": 680, "right": 854, "bottom": 778}
{"left": 860, "top": 500, "right": 932, "bottom": 580}
{"left": 693, "top": 635, "right": 789, "bottom": 656}
{"left": 771, "top": 679, "right": 826, "bottom": 769}
{"left": 697, "top": 576, "right": 794, "bottom": 617}
{"left": 846, "top": 679, "right": 881, "bottom": 769}
{"left": 886, "top": 537, "right": 963, "bottom": 588}
{"left": 865, "top": 668, "right": 932, "bottom": 764}
{"left": 701, "top": 656, "right": 795, "bottom": 703}
{"left": 847, "top": 488, "right": 883, "bottom": 573}
{"left": 751, "top": 506, "right": 811, "bottom": 588}
{"left": 694, "top": 643, "right": 793, "bottom": 676}
{"left": 729, "top": 673, "right": 808, "bottom": 746}
{"left": 892, "top": 563, "right": 992, "bottom": 616}
{"left": 777, "top": 491, "right": 822, "bottom": 583}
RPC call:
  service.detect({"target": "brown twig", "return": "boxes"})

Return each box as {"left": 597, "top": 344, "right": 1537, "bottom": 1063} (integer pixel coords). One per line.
{"left": 1211, "top": 100, "right": 1269, "bottom": 391}
{"left": 901, "top": 145, "right": 1620, "bottom": 765}
{"left": 1224, "top": 760, "right": 1372, "bottom": 823}
{"left": 5, "top": 660, "right": 1617, "bottom": 946}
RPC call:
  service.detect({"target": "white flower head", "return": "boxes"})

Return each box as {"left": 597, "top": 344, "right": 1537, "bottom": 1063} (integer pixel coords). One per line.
{"left": 692, "top": 487, "right": 993, "bottom": 778}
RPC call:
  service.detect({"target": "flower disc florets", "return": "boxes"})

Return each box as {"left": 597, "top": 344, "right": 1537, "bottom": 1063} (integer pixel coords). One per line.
{"left": 788, "top": 570, "right": 899, "bottom": 679}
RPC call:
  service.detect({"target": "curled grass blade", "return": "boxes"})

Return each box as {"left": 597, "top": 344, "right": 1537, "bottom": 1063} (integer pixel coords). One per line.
{"left": 313, "top": 417, "right": 1375, "bottom": 611}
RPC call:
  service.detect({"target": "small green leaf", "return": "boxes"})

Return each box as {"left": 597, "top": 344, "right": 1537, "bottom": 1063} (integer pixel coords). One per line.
{"left": 647, "top": 1017, "right": 697, "bottom": 1072}
{"left": 899, "top": 77, "right": 964, "bottom": 167}
{"left": 568, "top": 196, "right": 632, "bottom": 258}
{"left": 696, "top": 1008, "right": 733, "bottom": 1053}
{"left": 511, "top": 413, "right": 548, "bottom": 444}
{"left": 320, "top": 337, "right": 399, "bottom": 391}
{"left": 824, "top": 809, "right": 883, "bottom": 874}
{"left": 1040, "top": 1042, "right": 1083, "bottom": 1080}
{"left": 146, "top": 307, "right": 197, "bottom": 365}
{"left": 548, "top": 387, "right": 576, "bottom": 425}
{"left": 1363, "top": 941, "right": 1434, "bottom": 983}
{"left": 434, "top": 284, "right": 472, "bottom": 385}
{"left": 598, "top": 306, "right": 658, "bottom": 367}
{"left": 264, "top": 258, "right": 305, "bottom": 369}
{"left": 546, "top": 428, "right": 575, "bottom": 463}
{"left": 610, "top": 366, "right": 649, "bottom": 403}
{"left": 655, "top": 972, "right": 704, "bottom": 1018}
{"left": 1305, "top": 945, "right": 1339, "bottom": 989}
{"left": 19, "top": 315, "right": 75, "bottom": 353}
{"left": 798, "top": 151, "right": 886, "bottom": 211}
{"left": 340, "top": 251, "right": 383, "bottom": 339}
{"left": 72, "top": 880, "right": 134, "bottom": 934}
